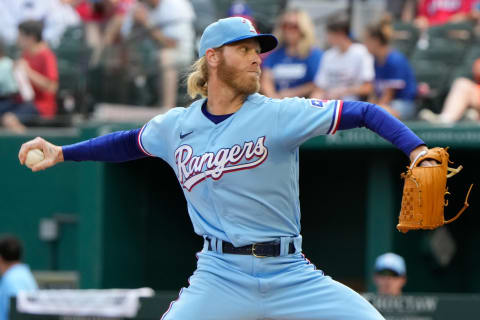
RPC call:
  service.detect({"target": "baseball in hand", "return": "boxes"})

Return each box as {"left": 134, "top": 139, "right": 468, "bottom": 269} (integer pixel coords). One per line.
{"left": 25, "top": 149, "right": 45, "bottom": 168}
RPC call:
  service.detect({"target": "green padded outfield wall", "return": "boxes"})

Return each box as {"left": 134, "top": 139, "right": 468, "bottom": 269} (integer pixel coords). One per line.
{"left": 0, "top": 129, "right": 80, "bottom": 272}
{"left": 1, "top": 123, "right": 480, "bottom": 294}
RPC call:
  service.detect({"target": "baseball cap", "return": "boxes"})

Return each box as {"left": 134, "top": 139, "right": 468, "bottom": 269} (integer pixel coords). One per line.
{"left": 374, "top": 253, "right": 406, "bottom": 276}
{"left": 198, "top": 17, "right": 278, "bottom": 57}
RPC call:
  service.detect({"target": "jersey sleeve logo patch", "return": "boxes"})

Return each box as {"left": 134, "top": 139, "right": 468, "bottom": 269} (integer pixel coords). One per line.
{"left": 174, "top": 136, "right": 268, "bottom": 191}
{"left": 309, "top": 99, "right": 326, "bottom": 108}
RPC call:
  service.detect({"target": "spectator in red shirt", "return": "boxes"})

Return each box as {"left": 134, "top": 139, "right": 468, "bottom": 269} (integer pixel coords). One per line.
{"left": 74, "top": 0, "right": 135, "bottom": 65}
{"left": 415, "top": 0, "right": 475, "bottom": 30}
{"left": 75, "top": 0, "right": 134, "bottom": 22}
{"left": 17, "top": 20, "right": 59, "bottom": 119}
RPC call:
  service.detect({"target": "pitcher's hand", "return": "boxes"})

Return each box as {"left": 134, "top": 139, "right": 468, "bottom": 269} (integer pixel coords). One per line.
{"left": 18, "top": 137, "right": 64, "bottom": 172}
{"left": 409, "top": 145, "right": 437, "bottom": 167}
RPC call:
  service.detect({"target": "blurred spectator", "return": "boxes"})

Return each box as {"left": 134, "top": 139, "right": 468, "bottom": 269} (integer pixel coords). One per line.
{"left": 373, "top": 252, "right": 407, "bottom": 296}
{"left": 0, "top": 235, "right": 38, "bottom": 320}
{"left": 17, "top": 21, "right": 59, "bottom": 120}
{"left": 39, "top": 0, "right": 81, "bottom": 49}
{"left": 45, "top": 0, "right": 82, "bottom": 48}
{"left": 0, "top": 43, "right": 18, "bottom": 98}
{"left": 419, "top": 58, "right": 480, "bottom": 123}
{"left": 260, "top": 9, "right": 322, "bottom": 99}
{"left": 122, "top": 0, "right": 195, "bottom": 108}
{"left": 470, "top": 0, "right": 480, "bottom": 33}
{"left": 311, "top": 18, "right": 374, "bottom": 101}
{"left": 0, "top": 40, "right": 36, "bottom": 134}
{"left": 414, "top": 0, "right": 475, "bottom": 31}
{"left": 364, "top": 17, "right": 417, "bottom": 120}
{"left": 0, "top": 0, "right": 19, "bottom": 46}
{"left": 74, "top": 0, "right": 134, "bottom": 65}
{"left": 0, "top": 0, "right": 80, "bottom": 48}
{"left": 385, "top": 0, "right": 417, "bottom": 22}
{"left": 228, "top": 1, "right": 256, "bottom": 26}
{"left": 190, "top": 0, "right": 216, "bottom": 35}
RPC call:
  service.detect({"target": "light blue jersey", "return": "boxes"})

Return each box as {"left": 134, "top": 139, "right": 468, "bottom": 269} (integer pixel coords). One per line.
{"left": 139, "top": 93, "right": 342, "bottom": 246}
{"left": 0, "top": 264, "right": 37, "bottom": 320}
{"left": 139, "top": 93, "right": 384, "bottom": 319}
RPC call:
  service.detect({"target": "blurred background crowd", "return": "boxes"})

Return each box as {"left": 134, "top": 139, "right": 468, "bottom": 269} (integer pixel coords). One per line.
{"left": 3, "top": 2, "right": 480, "bottom": 318}
{"left": 2, "top": 0, "right": 480, "bottom": 133}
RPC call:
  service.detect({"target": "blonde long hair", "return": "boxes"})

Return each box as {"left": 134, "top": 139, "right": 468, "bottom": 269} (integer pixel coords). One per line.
{"left": 187, "top": 56, "right": 209, "bottom": 99}
{"left": 274, "top": 9, "right": 316, "bottom": 58}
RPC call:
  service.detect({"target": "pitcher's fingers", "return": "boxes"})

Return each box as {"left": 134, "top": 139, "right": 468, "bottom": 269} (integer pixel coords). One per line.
{"left": 19, "top": 137, "right": 44, "bottom": 164}
{"left": 419, "top": 159, "right": 438, "bottom": 167}
{"left": 31, "top": 158, "right": 54, "bottom": 172}
{"left": 18, "top": 139, "right": 38, "bottom": 164}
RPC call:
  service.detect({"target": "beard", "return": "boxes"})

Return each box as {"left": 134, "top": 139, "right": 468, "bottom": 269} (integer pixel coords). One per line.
{"left": 217, "top": 57, "right": 260, "bottom": 96}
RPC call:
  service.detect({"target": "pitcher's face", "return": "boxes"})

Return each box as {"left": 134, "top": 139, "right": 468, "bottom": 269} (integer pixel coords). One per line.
{"left": 217, "top": 39, "right": 262, "bottom": 95}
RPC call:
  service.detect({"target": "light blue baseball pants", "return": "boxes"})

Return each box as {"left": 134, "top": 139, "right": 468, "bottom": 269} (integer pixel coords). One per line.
{"left": 161, "top": 238, "right": 384, "bottom": 320}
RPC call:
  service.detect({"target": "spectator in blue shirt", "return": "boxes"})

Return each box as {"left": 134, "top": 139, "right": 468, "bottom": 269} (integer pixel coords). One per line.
{"left": 261, "top": 9, "right": 322, "bottom": 99}
{"left": 0, "top": 236, "right": 37, "bottom": 320}
{"left": 364, "top": 17, "right": 417, "bottom": 120}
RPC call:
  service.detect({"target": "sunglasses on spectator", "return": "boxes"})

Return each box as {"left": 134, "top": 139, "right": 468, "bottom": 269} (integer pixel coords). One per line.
{"left": 282, "top": 23, "right": 300, "bottom": 31}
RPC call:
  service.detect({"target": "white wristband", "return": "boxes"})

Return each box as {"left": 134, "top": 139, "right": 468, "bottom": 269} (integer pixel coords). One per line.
{"left": 410, "top": 150, "right": 428, "bottom": 169}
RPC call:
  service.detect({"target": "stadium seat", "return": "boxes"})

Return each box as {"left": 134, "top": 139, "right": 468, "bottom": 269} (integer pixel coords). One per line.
{"left": 212, "top": 0, "right": 287, "bottom": 32}
{"left": 246, "top": 0, "right": 287, "bottom": 32}
{"left": 55, "top": 26, "right": 91, "bottom": 64}
{"left": 427, "top": 21, "right": 474, "bottom": 45}
{"left": 124, "top": 39, "right": 159, "bottom": 106}
{"left": 54, "top": 26, "right": 92, "bottom": 115}
{"left": 410, "top": 21, "right": 474, "bottom": 68}
{"left": 410, "top": 38, "right": 468, "bottom": 66}
{"left": 409, "top": 22, "right": 475, "bottom": 113}
{"left": 392, "top": 22, "right": 420, "bottom": 58}
{"left": 6, "top": 45, "right": 20, "bottom": 59}
{"left": 57, "top": 59, "right": 87, "bottom": 114}
{"left": 448, "top": 41, "right": 480, "bottom": 83}
{"left": 412, "top": 60, "right": 451, "bottom": 113}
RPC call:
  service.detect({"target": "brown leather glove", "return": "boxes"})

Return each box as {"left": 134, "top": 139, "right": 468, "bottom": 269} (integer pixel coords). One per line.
{"left": 397, "top": 147, "right": 473, "bottom": 233}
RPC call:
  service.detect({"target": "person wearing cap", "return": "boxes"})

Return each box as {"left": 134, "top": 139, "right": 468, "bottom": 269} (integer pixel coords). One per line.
{"left": 0, "top": 235, "right": 38, "bottom": 320}
{"left": 374, "top": 253, "right": 407, "bottom": 296}
{"left": 19, "top": 16, "right": 433, "bottom": 320}
{"left": 228, "top": 0, "right": 256, "bottom": 26}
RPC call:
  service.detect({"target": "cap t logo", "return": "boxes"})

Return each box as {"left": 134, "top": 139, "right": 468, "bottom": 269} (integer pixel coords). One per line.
{"left": 242, "top": 18, "right": 257, "bottom": 34}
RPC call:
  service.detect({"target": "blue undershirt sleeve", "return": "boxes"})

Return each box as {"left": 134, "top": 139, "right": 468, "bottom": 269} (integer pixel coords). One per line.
{"left": 338, "top": 101, "right": 425, "bottom": 156}
{"left": 62, "top": 128, "right": 149, "bottom": 162}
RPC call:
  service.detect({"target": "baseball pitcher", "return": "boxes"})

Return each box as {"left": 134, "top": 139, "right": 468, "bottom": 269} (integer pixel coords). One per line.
{"left": 19, "top": 17, "right": 437, "bottom": 320}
